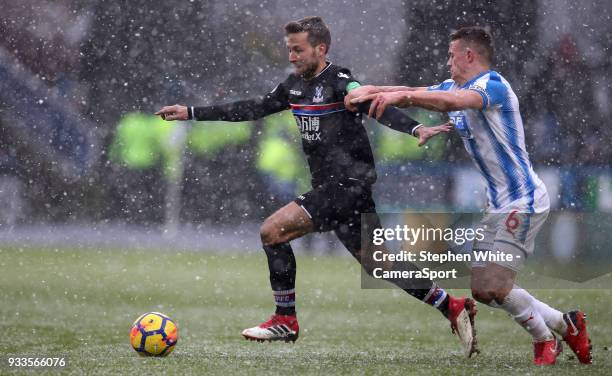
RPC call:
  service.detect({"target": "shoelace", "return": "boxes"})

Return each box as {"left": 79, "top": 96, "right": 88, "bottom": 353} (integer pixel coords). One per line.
{"left": 564, "top": 314, "right": 579, "bottom": 336}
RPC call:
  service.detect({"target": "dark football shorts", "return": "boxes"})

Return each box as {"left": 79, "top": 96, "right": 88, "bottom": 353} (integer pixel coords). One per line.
{"left": 294, "top": 179, "right": 378, "bottom": 255}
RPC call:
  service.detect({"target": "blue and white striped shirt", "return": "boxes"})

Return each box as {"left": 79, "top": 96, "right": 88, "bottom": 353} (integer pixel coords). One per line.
{"left": 429, "top": 70, "right": 549, "bottom": 213}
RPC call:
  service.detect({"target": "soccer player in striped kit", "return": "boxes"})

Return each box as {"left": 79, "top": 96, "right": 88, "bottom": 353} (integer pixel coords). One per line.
{"left": 349, "top": 26, "right": 592, "bottom": 366}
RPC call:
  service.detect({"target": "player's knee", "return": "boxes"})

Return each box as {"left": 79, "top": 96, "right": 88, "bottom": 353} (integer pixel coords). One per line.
{"left": 260, "top": 218, "right": 285, "bottom": 246}
{"left": 471, "top": 286, "right": 509, "bottom": 305}
{"left": 470, "top": 287, "right": 497, "bottom": 305}
{"left": 260, "top": 220, "right": 278, "bottom": 246}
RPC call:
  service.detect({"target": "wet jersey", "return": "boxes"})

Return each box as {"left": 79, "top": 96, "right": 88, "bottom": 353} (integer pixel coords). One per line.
{"left": 428, "top": 70, "right": 548, "bottom": 213}
{"left": 192, "top": 63, "right": 418, "bottom": 187}
{"left": 282, "top": 63, "right": 375, "bottom": 186}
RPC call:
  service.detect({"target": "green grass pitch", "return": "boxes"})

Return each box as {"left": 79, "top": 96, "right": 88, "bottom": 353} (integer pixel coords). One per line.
{"left": 1, "top": 246, "right": 610, "bottom": 375}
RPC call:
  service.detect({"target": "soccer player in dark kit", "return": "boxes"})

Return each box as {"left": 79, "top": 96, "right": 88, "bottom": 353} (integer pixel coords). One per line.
{"left": 156, "top": 16, "right": 478, "bottom": 357}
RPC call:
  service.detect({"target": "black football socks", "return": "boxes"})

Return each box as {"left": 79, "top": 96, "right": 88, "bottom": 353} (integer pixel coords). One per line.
{"left": 388, "top": 260, "right": 450, "bottom": 316}
{"left": 263, "top": 243, "right": 296, "bottom": 316}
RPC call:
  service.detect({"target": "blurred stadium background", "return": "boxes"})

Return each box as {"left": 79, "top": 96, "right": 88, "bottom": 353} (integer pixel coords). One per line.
{"left": 0, "top": 0, "right": 610, "bottom": 256}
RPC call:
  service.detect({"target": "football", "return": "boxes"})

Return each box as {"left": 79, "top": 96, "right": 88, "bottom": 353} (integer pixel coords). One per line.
{"left": 130, "top": 312, "right": 178, "bottom": 356}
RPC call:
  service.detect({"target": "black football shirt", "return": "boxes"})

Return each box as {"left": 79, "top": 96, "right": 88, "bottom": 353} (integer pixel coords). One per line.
{"left": 192, "top": 62, "right": 418, "bottom": 187}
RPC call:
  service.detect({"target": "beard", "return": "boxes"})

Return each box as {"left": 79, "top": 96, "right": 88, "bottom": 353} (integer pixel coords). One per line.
{"left": 299, "top": 61, "right": 319, "bottom": 79}
{"left": 294, "top": 53, "right": 319, "bottom": 79}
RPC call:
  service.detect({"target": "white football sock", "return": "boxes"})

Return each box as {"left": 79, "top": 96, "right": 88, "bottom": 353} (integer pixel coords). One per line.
{"left": 498, "top": 288, "right": 554, "bottom": 342}
{"left": 531, "top": 297, "right": 567, "bottom": 336}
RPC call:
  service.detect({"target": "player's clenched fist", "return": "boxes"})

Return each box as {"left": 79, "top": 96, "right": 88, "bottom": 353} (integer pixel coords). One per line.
{"left": 155, "top": 104, "right": 188, "bottom": 121}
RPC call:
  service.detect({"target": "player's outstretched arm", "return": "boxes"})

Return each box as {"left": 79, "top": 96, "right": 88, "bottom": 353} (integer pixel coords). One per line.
{"left": 344, "top": 85, "right": 382, "bottom": 112}
{"left": 343, "top": 83, "right": 419, "bottom": 135}
{"left": 156, "top": 82, "right": 290, "bottom": 123}
{"left": 351, "top": 98, "right": 450, "bottom": 145}
{"left": 376, "top": 85, "right": 428, "bottom": 92}
{"left": 352, "top": 89, "right": 483, "bottom": 119}
{"left": 342, "top": 80, "right": 447, "bottom": 144}
{"left": 344, "top": 85, "right": 426, "bottom": 111}
{"left": 156, "top": 97, "right": 288, "bottom": 123}
{"left": 155, "top": 105, "right": 188, "bottom": 121}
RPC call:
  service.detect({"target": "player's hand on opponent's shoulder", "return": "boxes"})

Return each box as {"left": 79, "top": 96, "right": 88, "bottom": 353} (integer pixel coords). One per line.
{"left": 344, "top": 85, "right": 380, "bottom": 112}
{"left": 415, "top": 122, "right": 453, "bottom": 147}
{"left": 155, "top": 104, "right": 188, "bottom": 121}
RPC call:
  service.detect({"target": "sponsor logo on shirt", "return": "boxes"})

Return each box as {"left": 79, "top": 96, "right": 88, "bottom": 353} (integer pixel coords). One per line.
{"left": 338, "top": 72, "right": 349, "bottom": 79}
{"left": 294, "top": 115, "right": 321, "bottom": 141}
{"left": 449, "top": 111, "right": 472, "bottom": 139}
{"left": 289, "top": 89, "right": 302, "bottom": 96}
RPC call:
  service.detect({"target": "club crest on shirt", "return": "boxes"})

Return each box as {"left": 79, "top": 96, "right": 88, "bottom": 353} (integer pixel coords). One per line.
{"left": 471, "top": 82, "right": 486, "bottom": 92}
{"left": 313, "top": 85, "right": 324, "bottom": 103}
